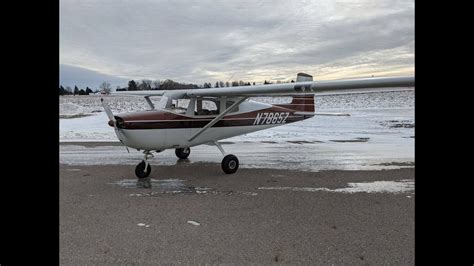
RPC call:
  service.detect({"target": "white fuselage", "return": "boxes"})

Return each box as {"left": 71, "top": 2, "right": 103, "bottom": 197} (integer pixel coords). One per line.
{"left": 115, "top": 100, "right": 292, "bottom": 151}
{"left": 117, "top": 124, "right": 279, "bottom": 151}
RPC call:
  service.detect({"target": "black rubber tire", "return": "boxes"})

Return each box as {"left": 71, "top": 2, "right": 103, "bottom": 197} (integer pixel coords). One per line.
{"left": 221, "top": 154, "right": 239, "bottom": 174}
{"left": 135, "top": 161, "right": 151, "bottom": 178}
{"left": 175, "top": 148, "right": 191, "bottom": 159}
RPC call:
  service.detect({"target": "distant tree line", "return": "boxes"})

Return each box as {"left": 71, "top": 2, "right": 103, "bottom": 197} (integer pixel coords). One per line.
{"left": 59, "top": 78, "right": 296, "bottom": 95}
{"left": 59, "top": 85, "right": 96, "bottom": 95}
{"left": 59, "top": 82, "right": 113, "bottom": 96}
{"left": 121, "top": 79, "right": 199, "bottom": 91}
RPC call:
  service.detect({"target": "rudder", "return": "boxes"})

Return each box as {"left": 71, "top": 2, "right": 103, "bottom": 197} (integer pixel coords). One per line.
{"left": 275, "top": 94, "right": 315, "bottom": 112}
{"left": 276, "top": 73, "right": 315, "bottom": 112}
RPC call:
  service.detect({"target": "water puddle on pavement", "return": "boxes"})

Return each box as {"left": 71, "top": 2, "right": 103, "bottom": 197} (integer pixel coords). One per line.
{"left": 108, "top": 178, "right": 258, "bottom": 197}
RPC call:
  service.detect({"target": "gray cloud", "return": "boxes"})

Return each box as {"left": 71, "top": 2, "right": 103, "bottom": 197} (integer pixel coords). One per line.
{"left": 60, "top": 64, "right": 128, "bottom": 88}
{"left": 60, "top": 0, "right": 414, "bottom": 86}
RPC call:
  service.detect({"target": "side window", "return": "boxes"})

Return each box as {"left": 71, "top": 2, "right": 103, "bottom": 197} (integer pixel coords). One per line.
{"left": 226, "top": 101, "right": 239, "bottom": 113}
{"left": 195, "top": 99, "right": 219, "bottom": 116}
{"left": 177, "top": 99, "right": 190, "bottom": 109}
{"left": 170, "top": 99, "right": 189, "bottom": 114}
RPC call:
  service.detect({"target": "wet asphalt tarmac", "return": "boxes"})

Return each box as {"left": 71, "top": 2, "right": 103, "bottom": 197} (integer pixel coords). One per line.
{"left": 60, "top": 162, "right": 414, "bottom": 264}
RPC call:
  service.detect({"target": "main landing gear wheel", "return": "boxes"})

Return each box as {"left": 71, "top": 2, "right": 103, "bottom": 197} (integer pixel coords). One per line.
{"left": 175, "top": 148, "right": 191, "bottom": 159}
{"left": 135, "top": 160, "right": 151, "bottom": 178}
{"left": 221, "top": 154, "right": 239, "bottom": 174}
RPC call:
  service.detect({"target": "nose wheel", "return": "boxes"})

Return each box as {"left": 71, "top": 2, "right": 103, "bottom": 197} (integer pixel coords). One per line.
{"left": 135, "top": 160, "right": 151, "bottom": 178}
{"left": 135, "top": 150, "right": 153, "bottom": 178}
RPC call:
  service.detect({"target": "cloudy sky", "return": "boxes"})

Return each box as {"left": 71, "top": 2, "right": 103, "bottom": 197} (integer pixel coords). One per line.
{"left": 60, "top": 0, "right": 414, "bottom": 88}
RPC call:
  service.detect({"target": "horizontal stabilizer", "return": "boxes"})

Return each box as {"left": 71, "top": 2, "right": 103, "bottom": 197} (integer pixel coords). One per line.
{"left": 314, "top": 112, "right": 351, "bottom": 116}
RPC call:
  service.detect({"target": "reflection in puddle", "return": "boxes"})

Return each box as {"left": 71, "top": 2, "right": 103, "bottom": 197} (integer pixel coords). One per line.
{"left": 109, "top": 178, "right": 258, "bottom": 197}
{"left": 109, "top": 179, "right": 209, "bottom": 194}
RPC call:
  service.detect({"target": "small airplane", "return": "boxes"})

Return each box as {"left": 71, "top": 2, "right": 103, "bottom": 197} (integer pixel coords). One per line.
{"left": 101, "top": 73, "right": 414, "bottom": 182}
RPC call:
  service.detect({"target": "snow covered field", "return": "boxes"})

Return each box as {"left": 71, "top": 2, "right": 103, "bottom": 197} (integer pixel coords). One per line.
{"left": 59, "top": 90, "right": 414, "bottom": 171}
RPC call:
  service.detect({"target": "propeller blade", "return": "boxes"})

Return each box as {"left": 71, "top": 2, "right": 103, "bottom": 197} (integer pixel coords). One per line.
{"left": 101, "top": 97, "right": 123, "bottom": 138}
{"left": 101, "top": 98, "right": 115, "bottom": 122}
{"left": 100, "top": 98, "right": 129, "bottom": 153}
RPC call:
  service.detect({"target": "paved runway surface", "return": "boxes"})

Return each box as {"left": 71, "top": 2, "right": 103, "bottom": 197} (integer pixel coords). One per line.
{"left": 60, "top": 162, "right": 414, "bottom": 264}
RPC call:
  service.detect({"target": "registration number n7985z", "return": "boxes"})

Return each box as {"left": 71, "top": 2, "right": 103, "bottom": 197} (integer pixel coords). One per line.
{"left": 253, "top": 112, "right": 290, "bottom": 125}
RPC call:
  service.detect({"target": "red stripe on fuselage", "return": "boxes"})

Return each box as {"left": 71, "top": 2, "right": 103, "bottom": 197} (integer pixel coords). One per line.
{"left": 113, "top": 106, "right": 312, "bottom": 130}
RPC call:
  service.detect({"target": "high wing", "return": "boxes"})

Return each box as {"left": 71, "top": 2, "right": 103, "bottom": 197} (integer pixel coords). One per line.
{"left": 186, "top": 75, "right": 414, "bottom": 97}
{"left": 113, "top": 74, "right": 414, "bottom": 98}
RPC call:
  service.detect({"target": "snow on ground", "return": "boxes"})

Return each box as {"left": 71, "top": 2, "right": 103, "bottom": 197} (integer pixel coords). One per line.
{"left": 59, "top": 103, "right": 84, "bottom": 116}
{"left": 60, "top": 142, "right": 413, "bottom": 171}
{"left": 59, "top": 90, "right": 414, "bottom": 171}
{"left": 60, "top": 91, "right": 414, "bottom": 143}
{"left": 60, "top": 112, "right": 118, "bottom": 141}
{"left": 258, "top": 179, "right": 415, "bottom": 194}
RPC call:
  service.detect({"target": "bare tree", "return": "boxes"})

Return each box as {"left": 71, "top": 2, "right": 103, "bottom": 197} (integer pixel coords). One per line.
{"left": 153, "top": 80, "right": 161, "bottom": 90}
{"left": 100, "top": 82, "right": 112, "bottom": 94}
{"left": 142, "top": 80, "right": 152, "bottom": 90}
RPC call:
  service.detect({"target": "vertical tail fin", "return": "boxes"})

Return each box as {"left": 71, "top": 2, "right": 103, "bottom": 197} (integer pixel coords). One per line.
{"left": 275, "top": 73, "right": 315, "bottom": 112}
{"left": 274, "top": 95, "right": 315, "bottom": 112}
{"left": 289, "top": 95, "right": 315, "bottom": 112}
{"left": 296, "top": 72, "right": 313, "bottom": 82}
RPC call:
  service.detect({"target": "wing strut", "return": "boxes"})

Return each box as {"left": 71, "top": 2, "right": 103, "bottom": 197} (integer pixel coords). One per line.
{"left": 144, "top": 96, "right": 155, "bottom": 110}
{"left": 188, "top": 97, "right": 247, "bottom": 142}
